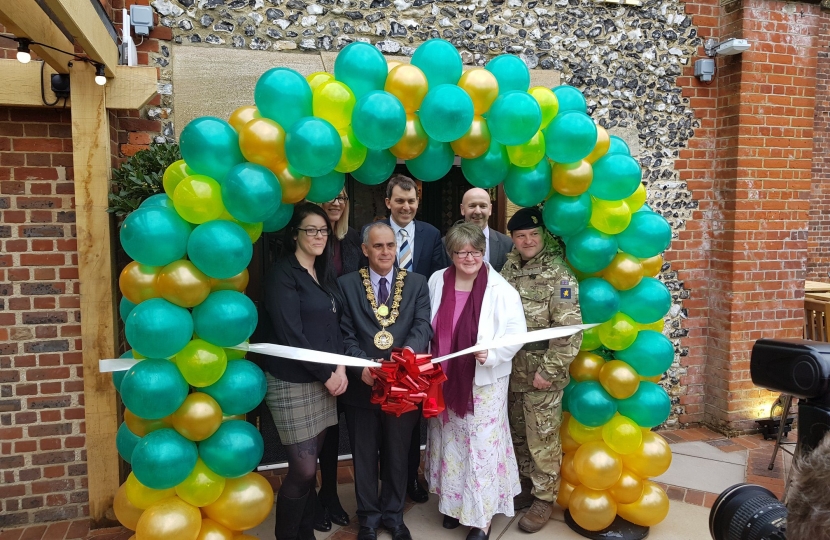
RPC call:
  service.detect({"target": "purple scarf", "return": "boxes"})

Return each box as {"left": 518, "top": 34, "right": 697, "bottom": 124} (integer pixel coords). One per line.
{"left": 431, "top": 265, "right": 488, "bottom": 418}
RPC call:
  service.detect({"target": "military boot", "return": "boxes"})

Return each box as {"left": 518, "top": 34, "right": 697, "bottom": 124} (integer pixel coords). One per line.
{"left": 513, "top": 477, "right": 534, "bottom": 511}
{"left": 518, "top": 498, "right": 552, "bottom": 533}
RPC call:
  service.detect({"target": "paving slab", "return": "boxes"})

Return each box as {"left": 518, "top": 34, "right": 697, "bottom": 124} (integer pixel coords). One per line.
{"left": 655, "top": 443, "right": 746, "bottom": 495}
{"left": 245, "top": 483, "right": 358, "bottom": 539}
{"left": 669, "top": 442, "right": 747, "bottom": 466}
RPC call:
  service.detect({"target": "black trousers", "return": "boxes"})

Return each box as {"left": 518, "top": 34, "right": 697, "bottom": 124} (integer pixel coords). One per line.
{"left": 345, "top": 404, "right": 419, "bottom": 529}
{"left": 408, "top": 416, "right": 421, "bottom": 481}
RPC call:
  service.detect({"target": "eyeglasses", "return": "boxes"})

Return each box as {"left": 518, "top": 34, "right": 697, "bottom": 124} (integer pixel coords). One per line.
{"left": 296, "top": 227, "right": 330, "bottom": 237}
{"left": 327, "top": 196, "right": 349, "bottom": 204}
{"left": 453, "top": 250, "right": 483, "bottom": 259}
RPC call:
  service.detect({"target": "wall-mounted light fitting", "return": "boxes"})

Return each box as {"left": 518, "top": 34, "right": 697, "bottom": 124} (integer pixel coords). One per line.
{"left": 95, "top": 64, "right": 107, "bottom": 86}
{"left": 705, "top": 37, "right": 751, "bottom": 57}
{"left": 6, "top": 36, "right": 107, "bottom": 86}
{"left": 16, "top": 38, "right": 31, "bottom": 64}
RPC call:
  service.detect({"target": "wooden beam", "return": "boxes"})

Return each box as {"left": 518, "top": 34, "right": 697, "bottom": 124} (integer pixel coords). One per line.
{"left": 106, "top": 65, "right": 158, "bottom": 110}
{"left": 0, "top": 0, "right": 74, "bottom": 74}
{"left": 69, "top": 60, "right": 120, "bottom": 528}
{"left": 41, "top": 0, "right": 118, "bottom": 77}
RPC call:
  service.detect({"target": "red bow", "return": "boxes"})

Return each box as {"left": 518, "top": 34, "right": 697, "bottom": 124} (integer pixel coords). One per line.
{"left": 370, "top": 348, "right": 447, "bottom": 418}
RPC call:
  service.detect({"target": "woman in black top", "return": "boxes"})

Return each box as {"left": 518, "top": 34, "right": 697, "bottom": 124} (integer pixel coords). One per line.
{"left": 265, "top": 203, "right": 348, "bottom": 540}
{"left": 321, "top": 188, "right": 362, "bottom": 277}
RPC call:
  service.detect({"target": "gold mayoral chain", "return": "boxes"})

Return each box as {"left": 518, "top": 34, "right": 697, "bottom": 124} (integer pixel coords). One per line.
{"left": 360, "top": 268, "right": 405, "bottom": 350}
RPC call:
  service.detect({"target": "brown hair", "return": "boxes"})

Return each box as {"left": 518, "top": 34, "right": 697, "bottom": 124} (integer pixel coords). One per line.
{"left": 386, "top": 174, "right": 418, "bottom": 199}
{"left": 445, "top": 221, "right": 486, "bottom": 258}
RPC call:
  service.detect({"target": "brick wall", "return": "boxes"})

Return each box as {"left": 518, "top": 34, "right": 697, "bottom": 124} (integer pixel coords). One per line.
{"left": 808, "top": 15, "right": 830, "bottom": 280}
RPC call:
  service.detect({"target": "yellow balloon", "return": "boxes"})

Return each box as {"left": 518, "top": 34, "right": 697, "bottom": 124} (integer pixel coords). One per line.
{"left": 450, "top": 116, "right": 491, "bottom": 159}
{"left": 598, "top": 313, "right": 639, "bottom": 351}
{"left": 641, "top": 374, "right": 663, "bottom": 383}
{"left": 176, "top": 459, "right": 227, "bottom": 507}
{"left": 570, "top": 351, "right": 606, "bottom": 382}
{"left": 239, "top": 118, "right": 287, "bottom": 172}
{"left": 556, "top": 479, "right": 578, "bottom": 509}
{"left": 584, "top": 125, "right": 611, "bottom": 164}
{"left": 458, "top": 68, "right": 499, "bottom": 115}
{"left": 589, "top": 198, "right": 631, "bottom": 235}
{"left": 306, "top": 71, "right": 334, "bottom": 92}
{"left": 119, "top": 261, "right": 161, "bottom": 304}
{"left": 580, "top": 326, "right": 602, "bottom": 351}
{"left": 223, "top": 413, "right": 246, "bottom": 422}
{"left": 172, "top": 393, "right": 224, "bottom": 441}
{"left": 640, "top": 254, "right": 663, "bottom": 278}
{"left": 314, "top": 81, "right": 356, "bottom": 130}
{"left": 174, "top": 175, "right": 225, "bottom": 224}
{"left": 224, "top": 348, "right": 247, "bottom": 360}
{"left": 552, "top": 160, "right": 593, "bottom": 196}
{"left": 616, "top": 481, "right": 670, "bottom": 527}
{"left": 507, "top": 130, "right": 546, "bottom": 168}
{"left": 386, "top": 60, "right": 402, "bottom": 73}
{"left": 639, "top": 319, "right": 664, "bottom": 333}
{"left": 601, "top": 415, "right": 643, "bottom": 455}
{"left": 204, "top": 473, "right": 275, "bottom": 531}
{"left": 569, "top": 416, "right": 603, "bottom": 445}
{"left": 210, "top": 269, "right": 250, "bottom": 293}
{"left": 599, "top": 361, "right": 640, "bottom": 400}
{"left": 197, "top": 518, "right": 235, "bottom": 540}
{"left": 163, "top": 160, "right": 194, "bottom": 196}
{"left": 601, "top": 253, "right": 643, "bottom": 291}
{"left": 568, "top": 486, "right": 617, "bottom": 532}
{"left": 125, "top": 472, "right": 176, "bottom": 510}
{"left": 114, "top": 482, "right": 145, "bottom": 530}
{"left": 608, "top": 469, "right": 644, "bottom": 504}
{"left": 573, "top": 441, "right": 623, "bottom": 490}
{"left": 390, "top": 114, "right": 428, "bottom": 160}
{"left": 124, "top": 409, "right": 172, "bottom": 437}
{"left": 561, "top": 452, "right": 581, "bottom": 486}
{"left": 228, "top": 106, "right": 260, "bottom": 132}
{"left": 218, "top": 210, "right": 263, "bottom": 243}
{"left": 335, "top": 128, "right": 368, "bottom": 173}
{"left": 157, "top": 260, "right": 211, "bottom": 308}
{"left": 560, "top": 412, "right": 581, "bottom": 453}
{"left": 175, "top": 340, "right": 228, "bottom": 388}
{"left": 385, "top": 64, "right": 428, "bottom": 113}
{"left": 622, "top": 432, "right": 672, "bottom": 478}
{"left": 528, "top": 86, "right": 559, "bottom": 129}
{"left": 136, "top": 496, "right": 202, "bottom": 540}
{"left": 624, "top": 182, "right": 647, "bottom": 211}
{"left": 272, "top": 163, "right": 311, "bottom": 204}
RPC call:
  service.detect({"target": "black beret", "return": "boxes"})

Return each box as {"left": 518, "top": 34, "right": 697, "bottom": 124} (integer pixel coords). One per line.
{"left": 507, "top": 207, "right": 544, "bottom": 232}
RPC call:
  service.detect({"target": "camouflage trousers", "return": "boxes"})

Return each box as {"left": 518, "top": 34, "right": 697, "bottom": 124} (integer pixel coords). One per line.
{"left": 508, "top": 389, "right": 563, "bottom": 503}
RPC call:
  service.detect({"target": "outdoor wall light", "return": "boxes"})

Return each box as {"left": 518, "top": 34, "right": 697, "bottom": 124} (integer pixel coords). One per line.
{"left": 705, "top": 37, "right": 751, "bottom": 58}
{"left": 16, "top": 38, "right": 31, "bottom": 64}
{"left": 5, "top": 35, "right": 108, "bottom": 87}
{"left": 95, "top": 64, "right": 107, "bottom": 86}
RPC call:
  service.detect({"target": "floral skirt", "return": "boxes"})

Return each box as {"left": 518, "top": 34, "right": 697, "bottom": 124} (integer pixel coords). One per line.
{"left": 425, "top": 375, "right": 521, "bottom": 529}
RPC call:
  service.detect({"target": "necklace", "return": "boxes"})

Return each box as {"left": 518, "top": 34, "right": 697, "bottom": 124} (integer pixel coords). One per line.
{"left": 360, "top": 268, "right": 405, "bottom": 350}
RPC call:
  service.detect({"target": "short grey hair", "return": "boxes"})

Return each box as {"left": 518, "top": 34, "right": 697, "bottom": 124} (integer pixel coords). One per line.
{"left": 445, "top": 221, "right": 486, "bottom": 257}
{"left": 362, "top": 221, "right": 396, "bottom": 246}
{"left": 787, "top": 433, "right": 830, "bottom": 540}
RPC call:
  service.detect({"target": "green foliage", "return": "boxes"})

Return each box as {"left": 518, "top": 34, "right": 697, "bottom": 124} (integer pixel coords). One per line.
{"left": 108, "top": 143, "right": 181, "bottom": 218}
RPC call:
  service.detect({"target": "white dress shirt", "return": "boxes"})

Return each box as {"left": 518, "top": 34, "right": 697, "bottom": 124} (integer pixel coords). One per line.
{"left": 482, "top": 225, "right": 491, "bottom": 264}
{"left": 389, "top": 218, "right": 416, "bottom": 268}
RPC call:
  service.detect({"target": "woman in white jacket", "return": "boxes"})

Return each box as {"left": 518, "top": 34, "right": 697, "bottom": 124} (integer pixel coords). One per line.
{"left": 424, "top": 222, "right": 527, "bottom": 540}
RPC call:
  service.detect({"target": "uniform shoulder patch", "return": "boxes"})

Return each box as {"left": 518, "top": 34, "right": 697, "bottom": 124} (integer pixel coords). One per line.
{"left": 560, "top": 287, "right": 572, "bottom": 299}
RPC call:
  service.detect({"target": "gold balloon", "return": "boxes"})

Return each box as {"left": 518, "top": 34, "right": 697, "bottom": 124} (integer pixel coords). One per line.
{"left": 551, "top": 160, "right": 593, "bottom": 196}
{"left": 561, "top": 452, "right": 581, "bottom": 486}
{"left": 120, "top": 261, "right": 161, "bottom": 304}
{"left": 556, "top": 479, "right": 577, "bottom": 509}
{"left": 458, "top": 68, "right": 499, "bottom": 115}
{"left": 584, "top": 125, "right": 611, "bottom": 164}
{"left": 641, "top": 374, "right": 662, "bottom": 383}
{"left": 599, "top": 360, "right": 640, "bottom": 400}
{"left": 125, "top": 472, "right": 176, "bottom": 510}
{"left": 616, "top": 481, "right": 670, "bottom": 527}
{"left": 528, "top": 86, "right": 559, "bottom": 129}
{"left": 386, "top": 60, "right": 402, "bottom": 73}
{"left": 622, "top": 431, "right": 672, "bottom": 478}
{"left": 197, "top": 518, "right": 235, "bottom": 540}
{"left": 601, "top": 253, "right": 643, "bottom": 291}
{"left": 204, "top": 473, "right": 275, "bottom": 531}
{"left": 124, "top": 409, "right": 172, "bottom": 437}
{"left": 560, "top": 412, "right": 581, "bottom": 453}
{"left": 570, "top": 351, "right": 606, "bottom": 382}
{"left": 239, "top": 118, "right": 287, "bottom": 171}
{"left": 335, "top": 128, "right": 368, "bottom": 173}
{"left": 114, "top": 482, "right": 145, "bottom": 530}
{"left": 390, "top": 114, "right": 428, "bottom": 160}
{"left": 385, "top": 64, "right": 428, "bottom": 113}
{"left": 640, "top": 254, "right": 663, "bottom": 278}
{"left": 306, "top": 71, "right": 334, "bottom": 92}
{"left": 176, "top": 458, "right": 227, "bottom": 507}
{"left": 136, "top": 496, "right": 202, "bottom": 540}
{"left": 624, "top": 182, "right": 647, "bottom": 211}
{"left": 608, "top": 469, "right": 644, "bottom": 504}
{"left": 568, "top": 486, "right": 617, "bottom": 532}
{"left": 223, "top": 414, "right": 246, "bottom": 422}
{"left": 172, "top": 393, "right": 223, "bottom": 442}
{"left": 228, "top": 106, "right": 260, "bottom": 132}
{"left": 569, "top": 416, "right": 604, "bottom": 445}
{"left": 210, "top": 269, "right": 250, "bottom": 293}
{"left": 157, "top": 260, "right": 211, "bottom": 308}
{"left": 573, "top": 441, "right": 623, "bottom": 490}
{"left": 507, "top": 130, "right": 546, "bottom": 168}
{"left": 272, "top": 163, "right": 311, "bottom": 204}
{"left": 450, "top": 116, "right": 491, "bottom": 159}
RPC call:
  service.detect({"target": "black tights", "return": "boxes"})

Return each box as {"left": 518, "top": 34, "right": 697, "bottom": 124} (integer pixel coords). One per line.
{"left": 317, "top": 422, "right": 340, "bottom": 500}
{"left": 280, "top": 430, "right": 328, "bottom": 499}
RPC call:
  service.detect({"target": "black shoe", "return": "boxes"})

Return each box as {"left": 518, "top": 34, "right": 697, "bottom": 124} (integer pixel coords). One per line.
{"left": 357, "top": 526, "right": 377, "bottom": 540}
{"left": 313, "top": 497, "right": 331, "bottom": 532}
{"left": 406, "top": 478, "right": 429, "bottom": 503}
{"left": 443, "top": 515, "right": 460, "bottom": 529}
{"left": 274, "top": 491, "right": 310, "bottom": 540}
{"left": 323, "top": 496, "right": 350, "bottom": 526}
{"left": 466, "top": 527, "right": 490, "bottom": 540}
{"left": 388, "top": 523, "right": 412, "bottom": 540}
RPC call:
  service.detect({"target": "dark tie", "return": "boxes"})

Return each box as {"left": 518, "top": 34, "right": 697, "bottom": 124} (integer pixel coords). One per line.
{"left": 378, "top": 277, "right": 389, "bottom": 305}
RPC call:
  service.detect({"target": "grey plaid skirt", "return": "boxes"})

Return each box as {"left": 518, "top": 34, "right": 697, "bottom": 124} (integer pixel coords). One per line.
{"left": 264, "top": 373, "right": 337, "bottom": 445}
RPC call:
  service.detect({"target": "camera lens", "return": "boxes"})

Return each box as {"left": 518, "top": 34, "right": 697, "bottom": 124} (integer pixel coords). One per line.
{"left": 709, "top": 483, "right": 787, "bottom": 540}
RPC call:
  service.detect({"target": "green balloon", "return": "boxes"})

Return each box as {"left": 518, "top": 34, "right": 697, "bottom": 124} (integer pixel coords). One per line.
{"left": 254, "top": 67, "right": 313, "bottom": 129}
{"left": 406, "top": 138, "right": 454, "bottom": 182}
{"left": 579, "top": 278, "right": 620, "bottom": 324}
{"left": 568, "top": 380, "right": 618, "bottom": 428}
{"left": 352, "top": 91, "right": 406, "bottom": 150}
{"left": 140, "top": 193, "right": 174, "bottom": 209}
{"left": 192, "top": 290, "right": 258, "bottom": 348}
{"left": 180, "top": 117, "right": 245, "bottom": 182}
{"left": 119, "top": 297, "right": 137, "bottom": 322}
{"left": 222, "top": 163, "right": 282, "bottom": 223}
{"left": 588, "top": 154, "right": 642, "bottom": 201}
{"left": 125, "top": 299, "right": 193, "bottom": 359}
{"left": 503, "top": 159, "right": 552, "bottom": 207}
{"left": 553, "top": 85, "right": 587, "bottom": 114}
{"left": 607, "top": 135, "right": 631, "bottom": 156}
{"left": 543, "top": 192, "right": 591, "bottom": 238}
{"left": 131, "top": 428, "right": 198, "bottom": 490}
{"left": 120, "top": 358, "right": 190, "bottom": 419}
{"left": 562, "top": 378, "right": 576, "bottom": 413}
{"left": 351, "top": 149, "right": 396, "bottom": 185}
{"left": 285, "top": 117, "right": 342, "bottom": 177}
{"left": 488, "top": 91, "right": 542, "bottom": 146}
{"left": 411, "top": 38, "right": 463, "bottom": 87}
{"left": 306, "top": 170, "right": 346, "bottom": 203}
{"left": 615, "top": 330, "right": 674, "bottom": 377}
{"left": 617, "top": 382, "right": 670, "bottom": 428}
{"left": 543, "top": 111, "right": 597, "bottom": 163}
{"left": 485, "top": 54, "right": 530, "bottom": 94}
{"left": 187, "top": 220, "right": 253, "bottom": 279}
{"left": 114, "top": 350, "right": 134, "bottom": 392}
{"left": 565, "top": 228, "right": 618, "bottom": 274}
{"left": 618, "top": 277, "right": 671, "bottom": 324}
{"left": 334, "top": 42, "right": 388, "bottom": 100}
{"left": 116, "top": 422, "right": 142, "bottom": 464}
{"left": 202, "top": 360, "right": 267, "bottom": 415}
{"left": 461, "top": 141, "right": 510, "bottom": 188}
{"left": 120, "top": 207, "right": 191, "bottom": 267}
{"left": 262, "top": 203, "right": 293, "bottom": 233}
{"left": 616, "top": 211, "right": 671, "bottom": 258}
{"left": 199, "top": 420, "right": 264, "bottom": 478}
{"left": 418, "top": 84, "right": 474, "bottom": 143}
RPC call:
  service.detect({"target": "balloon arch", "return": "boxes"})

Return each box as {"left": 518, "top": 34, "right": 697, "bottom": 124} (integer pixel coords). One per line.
{"left": 112, "top": 38, "right": 675, "bottom": 538}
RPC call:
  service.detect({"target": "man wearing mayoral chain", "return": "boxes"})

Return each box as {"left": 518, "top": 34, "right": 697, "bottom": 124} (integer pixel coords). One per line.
{"left": 338, "top": 221, "right": 433, "bottom": 540}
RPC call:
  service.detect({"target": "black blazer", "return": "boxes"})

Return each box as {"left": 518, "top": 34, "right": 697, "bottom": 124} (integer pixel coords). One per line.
{"left": 337, "top": 269, "right": 433, "bottom": 409}
{"left": 440, "top": 227, "right": 514, "bottom": 272}
{"left": 360, "top": 219, "right": 446, "bottom": 279}
{"left": 336, "top": 226, "right": 362, "bottom": 277}
{"left": 262, "top": 254, "right": 342, "bottom": 384}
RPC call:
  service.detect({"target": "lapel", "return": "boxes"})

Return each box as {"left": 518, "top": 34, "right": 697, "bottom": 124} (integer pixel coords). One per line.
{"left": 412, "top": 220, "right": 423, "bottom": 273}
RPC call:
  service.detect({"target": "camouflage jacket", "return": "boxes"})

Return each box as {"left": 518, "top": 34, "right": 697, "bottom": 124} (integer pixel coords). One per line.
{"left": 500, "top": 244, "right": 582, "bottom": 393}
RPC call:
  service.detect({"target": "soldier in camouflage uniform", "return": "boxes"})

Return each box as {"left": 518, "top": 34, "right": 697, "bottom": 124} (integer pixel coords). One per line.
{"left": 500, "top": 207, "right": 582, "bottom": 534}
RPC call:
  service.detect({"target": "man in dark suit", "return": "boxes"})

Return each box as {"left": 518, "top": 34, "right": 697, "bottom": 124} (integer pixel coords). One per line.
{"left": 442, "top": 187, "right": 514, "bottom": 272}
{"left": 338, "top": 222, "right": 433, "bottom": 540}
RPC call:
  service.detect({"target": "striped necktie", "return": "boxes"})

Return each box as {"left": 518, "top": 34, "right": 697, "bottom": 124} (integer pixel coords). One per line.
{"left": 398, "top": 229, "right": 413, "bottom": 271}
